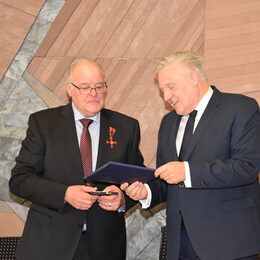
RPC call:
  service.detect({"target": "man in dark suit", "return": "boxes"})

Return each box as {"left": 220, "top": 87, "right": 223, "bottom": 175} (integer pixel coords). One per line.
{"left": 9, "top": 58, "right": 144, "bottom": 260}
{"left": 121, "top": 50, "right": 260, "bottom": 260}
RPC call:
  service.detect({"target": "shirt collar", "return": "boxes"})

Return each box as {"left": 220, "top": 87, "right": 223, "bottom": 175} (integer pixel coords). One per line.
{"left": 71, "top": 102, "right": 100, "bottom": 123}
{"left": 195, "top": 86, "right": 214, "bottom": 115}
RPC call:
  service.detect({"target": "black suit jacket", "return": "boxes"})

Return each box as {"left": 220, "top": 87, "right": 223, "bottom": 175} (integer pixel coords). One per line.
{"left": 149, "top": 87, "right": 260, "bottom": 260}
{"left": 9, "top": 104, "right": 144, "bottom": 260}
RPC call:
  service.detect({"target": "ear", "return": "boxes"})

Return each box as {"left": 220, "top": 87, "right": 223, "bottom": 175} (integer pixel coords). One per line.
{"left": 190, "top": 70, "right": 199, "bottom": 86}
{"left": 66, "top": 83, "right": 72, "bottom": 97}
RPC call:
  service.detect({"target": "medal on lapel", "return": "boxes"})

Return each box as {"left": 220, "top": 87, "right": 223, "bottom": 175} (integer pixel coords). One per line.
{"left": 106, "top": 127, "right": 118, "bottom": 148}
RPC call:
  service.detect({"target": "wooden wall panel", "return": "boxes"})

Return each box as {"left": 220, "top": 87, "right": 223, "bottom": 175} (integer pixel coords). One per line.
{"left": 99, "top": 0, "right": 158, "bottom": 58}
{"left": 0, "top": 48, "right": 13, "bottom": 81}
{"left": 125, "top": 0, "right": 204, "bottom": 58}
{"left": 73, "top": 0, "right": 134, "bottom": 58}
{"left": 204, "top": 0, "right": 260, "bottom": 103}
{"left": 35, "top": 0, "right": 82, "bottom": 57}
{"left": 1, "top": 0, "right": 45, "bottom": 16}
{"left": 0, "top": 212, "right": 24, "bottom": 237}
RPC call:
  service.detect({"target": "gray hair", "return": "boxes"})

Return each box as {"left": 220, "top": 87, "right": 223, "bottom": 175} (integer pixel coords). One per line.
{"left": 67, "top": 58, "right": 105, "bottom": 83}
{"left": 155, "top": 50, "right": 208, "bottom": 81}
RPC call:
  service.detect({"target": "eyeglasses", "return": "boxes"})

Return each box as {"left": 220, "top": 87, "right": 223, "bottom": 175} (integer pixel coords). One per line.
{"left": 70, "top": 82, "right": 107, "bottom": 95}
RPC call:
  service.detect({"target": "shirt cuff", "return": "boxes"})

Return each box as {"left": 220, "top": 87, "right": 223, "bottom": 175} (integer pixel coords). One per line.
{"left": 139, "top": 183, "right": 152, "bottom": 209}
{"left": 118, "top": 205, "right": 126, "bottom": 213}
{"left": 183, "top": 161, "right": 192, "bottom": 188}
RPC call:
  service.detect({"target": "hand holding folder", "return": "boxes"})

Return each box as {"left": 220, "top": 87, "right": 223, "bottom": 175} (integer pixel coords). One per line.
{"left": 84, "top": 161, "right": 155, "bottom": 184}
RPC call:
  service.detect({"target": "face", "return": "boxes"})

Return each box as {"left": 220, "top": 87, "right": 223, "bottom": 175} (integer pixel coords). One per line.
{"left": 67, "top": 62, "right": 106, "bottom": 117}
{"left": 157, "top": 61, "right": 200, "bottom": 116}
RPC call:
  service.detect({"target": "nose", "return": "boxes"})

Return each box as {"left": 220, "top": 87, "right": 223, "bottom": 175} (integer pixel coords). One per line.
{"left": 164, "top": 89, "right": 173, "bottom": 103}
{"left": 88, "top": 87, "right": 98, "bottom": 96}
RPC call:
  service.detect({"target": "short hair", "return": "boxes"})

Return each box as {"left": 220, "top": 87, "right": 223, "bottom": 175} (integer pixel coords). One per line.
{"left": 155, "top": 50, "right": 208, "bottom": 82}
{"left": 67, "top": 58, "right": 105, "bottom": 83}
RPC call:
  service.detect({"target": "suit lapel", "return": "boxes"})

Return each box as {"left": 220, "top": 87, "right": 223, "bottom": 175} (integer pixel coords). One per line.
{"left": 185, "top": 87, "right": 222, "bottom": 160}
{"left": 170, "top": 114, "right": 182, "bottom": 160}
{"left": 61, "top": 103, "right": 84, "bottom": 183}
{"left": 96, "top": 109, "right": 110, "bottom": 168}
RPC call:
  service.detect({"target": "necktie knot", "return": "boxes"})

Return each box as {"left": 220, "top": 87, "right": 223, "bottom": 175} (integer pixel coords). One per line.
{"left": 80, "top": 119, "right": 93, "bottom": 128}
{"left": 189, "top": 110, "right": 197, "bottom": 119}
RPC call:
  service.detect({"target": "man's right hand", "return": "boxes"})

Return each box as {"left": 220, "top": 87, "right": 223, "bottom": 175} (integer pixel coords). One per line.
{"left": 120, "top": 181, "right": 148, "bottom": 200}
{"left": 64, "top": 185, "right": 98, "bottom": 210}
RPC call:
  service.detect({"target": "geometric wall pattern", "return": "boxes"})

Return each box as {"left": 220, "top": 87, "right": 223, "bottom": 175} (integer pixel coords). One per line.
{"left": 0, "top": 0, "right": 259, "bottom": 259}
{"left": 0, "top": 0, "right": 45, "bottom": 81}
{"left": 0, "top": 0, "right": 64, "bottom": 237}
{"left": 26, "top": 0, "right": 206, "bottom": 168}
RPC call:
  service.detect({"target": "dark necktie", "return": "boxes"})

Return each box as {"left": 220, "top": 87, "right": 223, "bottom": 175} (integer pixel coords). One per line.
{"left": 80, "top": 119, "right": 93, "bottom": 177}
{"left": 179, "top": 110, "right": 197, "bottom": 161}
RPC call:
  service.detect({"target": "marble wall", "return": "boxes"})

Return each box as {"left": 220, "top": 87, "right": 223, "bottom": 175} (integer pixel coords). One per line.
{"left": 0, "top": 1, "right": 166, "bottom": 259}
{"left": 0, "top": 0, "right": 65, "bottom": 210}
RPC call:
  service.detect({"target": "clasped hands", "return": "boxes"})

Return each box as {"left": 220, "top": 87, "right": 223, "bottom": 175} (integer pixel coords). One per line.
{"left": 121, "top": 161, "right": 185, "bottom": 200}
{"left": 65, "top": 184, "right": 124, "bottom": 211}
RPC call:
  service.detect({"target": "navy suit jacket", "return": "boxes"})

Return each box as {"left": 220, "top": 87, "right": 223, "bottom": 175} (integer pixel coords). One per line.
{"left": 149, "top": 87, "right": 260, "bottom": 260}
{"left": 9, "top": 104, "right": 144, "bottom": 260}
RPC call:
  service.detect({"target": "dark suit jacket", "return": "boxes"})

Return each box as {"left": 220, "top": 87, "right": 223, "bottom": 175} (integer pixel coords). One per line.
{"left": 9, "top": 104, "right": 144, "bottom": 260}
{"left": 149, "top": 86, "right": 260, "bottom": 260}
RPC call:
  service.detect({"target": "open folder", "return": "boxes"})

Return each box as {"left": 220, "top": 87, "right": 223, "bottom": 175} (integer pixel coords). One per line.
{"left": 84, "top": 161, "right": 155, "bottom": 184}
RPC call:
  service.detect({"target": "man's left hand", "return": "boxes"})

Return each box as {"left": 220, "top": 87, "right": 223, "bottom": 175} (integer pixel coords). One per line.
{"left": 98, "top": 185, "right": 125, "bottom": 211}
{"left": 155, "top": 161, "right": 185, "bottom": 184}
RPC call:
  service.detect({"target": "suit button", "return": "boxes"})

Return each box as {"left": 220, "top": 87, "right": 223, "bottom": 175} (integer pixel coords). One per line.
{"left": 198, "top": 182, "right": 208, "bottom": 188}
{"left": 179, "top": 182, "right": 185, "bottom": 188}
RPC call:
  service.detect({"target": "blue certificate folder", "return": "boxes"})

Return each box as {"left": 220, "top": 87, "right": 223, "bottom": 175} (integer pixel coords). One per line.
{"left": 84, "top": 161, "right": 155, "bottom": 184}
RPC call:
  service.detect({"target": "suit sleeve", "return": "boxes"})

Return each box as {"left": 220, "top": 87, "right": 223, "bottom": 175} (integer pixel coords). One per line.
{"left": 125, "top": 119, "right": 145, "bottom": 211}
{"left": 189, "top": 98, "right": 260, "bottom": 188}
{"left": 148, "top": 118, "right": 168, "bottom": 207}
{"left": 126, "top": 120, "right": 144, "bottom": 166}
{"left": 9, "top": 114, "right": 68, "bottom": 213}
